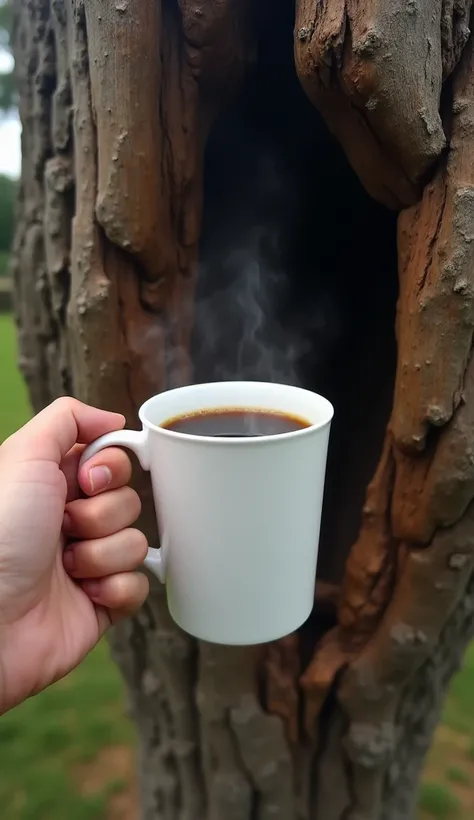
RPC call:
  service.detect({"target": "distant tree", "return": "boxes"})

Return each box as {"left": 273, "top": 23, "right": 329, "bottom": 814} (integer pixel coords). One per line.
{"left": 0, "top": 0, "right": 14, "bottom": 112}
{"left": 0, "top": 172, "right": 14, "bottom": 252}
{"left": 0, "top": 0, "right": 16, "bottom": 277}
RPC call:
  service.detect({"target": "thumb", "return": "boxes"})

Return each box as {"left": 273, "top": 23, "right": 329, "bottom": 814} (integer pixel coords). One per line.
{"left": 1, "top": 397, "right": 125, "bottom": 465}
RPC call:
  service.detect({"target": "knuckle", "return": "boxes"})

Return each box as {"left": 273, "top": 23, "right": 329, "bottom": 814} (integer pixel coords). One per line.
{"left": 137, "top": 573, "right": 150, "bottom": 602}
{"left": 90, "top": 499, "right": 109, "bottom": 527}
{"left": 74, "top": 538, "right": 101, "bottom": 572}
{"left": 124, "top": 487, "right": 142, "bottom": 518}
{"left": 112, "top": 573, "right": 133, "bottom": 604}
{"left": 52, "top": 396, "right": 76, "bottom": 414}
{"left": 90, "top": 537, "right": 108, "bottom": 566}
{"left": 129, "top": 529, "right": 148, "bottom": 561}
{"left": 116, "top": 449, "right": 133, "bottom": 473}
{"left": 114, "top": 572, "right": 145, "bottom": 608}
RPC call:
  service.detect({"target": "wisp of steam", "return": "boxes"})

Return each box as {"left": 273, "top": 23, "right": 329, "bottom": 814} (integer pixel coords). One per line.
{"left": 192, "top": 145, "right": 341, "bottom": 389}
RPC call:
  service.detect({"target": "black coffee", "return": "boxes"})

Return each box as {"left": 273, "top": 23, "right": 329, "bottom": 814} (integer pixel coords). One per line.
{"left": 162, "top": 408, "right": 310, "bottom": 437}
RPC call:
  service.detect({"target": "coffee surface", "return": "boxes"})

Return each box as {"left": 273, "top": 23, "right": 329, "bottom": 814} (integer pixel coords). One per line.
{"left": 162, "top": 408, "right": 310, "bottom": 437}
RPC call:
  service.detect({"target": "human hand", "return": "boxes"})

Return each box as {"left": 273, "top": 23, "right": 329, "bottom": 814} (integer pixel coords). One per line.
{"left": 0, "top": 398, "right": 149, "bottom": 713}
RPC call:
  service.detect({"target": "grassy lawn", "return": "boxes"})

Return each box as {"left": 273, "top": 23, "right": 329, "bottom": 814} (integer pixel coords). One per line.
{"left": 418, "top": 644, "right": 474, "bottom": 820}
{"left": 1, "top": 311, "right": 474, "bottom": 818}
{"left": 0, "top": 644, "right": 136, "bottom": 820}
{"left": 0, "top": 311, "right": 30, "bottom": 440}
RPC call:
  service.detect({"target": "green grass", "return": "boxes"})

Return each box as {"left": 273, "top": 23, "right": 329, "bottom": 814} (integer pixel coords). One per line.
{"left": 418, "top": 783, "right": 461, "bottom": 819}
{"left": 446, "top": 767, "right": 470, "bottom": 786}
{"left": 0, "top": 312, "right": 30, "bottom": 440}
{"left": 418, "top": 648, "right": 474, "bottom": 820}
{"left": 442, "top": 643, "right": 474, "bottom": 736}
{"left": 0, "top": 643, "right": 134, "bottom": 820}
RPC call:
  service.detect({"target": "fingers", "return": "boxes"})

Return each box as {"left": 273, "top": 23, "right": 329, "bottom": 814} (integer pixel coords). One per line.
{"left": 83, "top": 572, "right": 150, "bottom": 630}
{"left": 63, "top": 528, "right": 148, "bottom": 578}
{"left": 63, "top": 527, "right": 150, "bottom": 636}
{"left": 1, "top": 397, "right": 125, "bottom": 465}
{"left": 61, "top": 445, "right": 133, "bottom": 502}
{"left": 64, "top": 486, "right": 141, "bottom": 539}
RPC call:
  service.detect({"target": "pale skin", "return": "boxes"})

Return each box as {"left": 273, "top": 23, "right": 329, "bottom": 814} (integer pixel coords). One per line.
{"left": 0, "top": 397, "right": 149, "bottom": 715}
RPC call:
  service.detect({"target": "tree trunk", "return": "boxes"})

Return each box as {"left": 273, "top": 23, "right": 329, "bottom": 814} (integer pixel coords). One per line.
{"left": 10, "top": 1, "right": 474, "bottom": 818}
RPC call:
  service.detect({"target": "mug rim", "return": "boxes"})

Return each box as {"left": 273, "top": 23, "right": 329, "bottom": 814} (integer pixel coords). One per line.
{"left": 138, "top": 380, "right": 334, "bottom": 445}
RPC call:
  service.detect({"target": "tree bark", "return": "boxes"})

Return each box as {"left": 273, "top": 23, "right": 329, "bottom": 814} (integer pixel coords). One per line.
{"left": 10, "top": 1, "right": 474, "bottom": 818}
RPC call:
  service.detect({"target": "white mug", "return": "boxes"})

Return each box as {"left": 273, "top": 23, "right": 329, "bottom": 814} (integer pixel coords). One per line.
{"left": 80, "top": 381, "right": 333, "bottom": 645}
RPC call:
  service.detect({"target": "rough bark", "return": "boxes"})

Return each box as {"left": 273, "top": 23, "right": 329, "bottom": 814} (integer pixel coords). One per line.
{"left": 294, "top": 0, "right": 472, "bottom": 209}
{"left": 10, "top": 1, "right": 474, "bottom": 819}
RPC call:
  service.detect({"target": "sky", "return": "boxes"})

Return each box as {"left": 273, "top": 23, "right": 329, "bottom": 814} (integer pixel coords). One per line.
{"left": 0, "top": 49, "right": 21, "bottom": 179}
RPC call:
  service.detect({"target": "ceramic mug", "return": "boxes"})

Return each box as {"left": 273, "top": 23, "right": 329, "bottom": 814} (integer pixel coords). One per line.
{"left": 80, "top": 381, "right": 333, "bottom": 645}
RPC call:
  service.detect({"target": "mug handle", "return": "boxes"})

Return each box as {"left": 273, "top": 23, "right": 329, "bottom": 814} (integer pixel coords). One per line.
{"left": 79, "top": 430, "right": 165, "bottom": 583}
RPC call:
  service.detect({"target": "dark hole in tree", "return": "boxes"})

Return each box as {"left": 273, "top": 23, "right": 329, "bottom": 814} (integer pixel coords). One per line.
{"left": 193, "top": 0, "right": 398, "bottom": 595}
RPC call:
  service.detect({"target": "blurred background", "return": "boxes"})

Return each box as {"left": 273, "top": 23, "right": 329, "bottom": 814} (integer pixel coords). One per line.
{"left": 0, "top": 2, "right": 474, "bottom": 818}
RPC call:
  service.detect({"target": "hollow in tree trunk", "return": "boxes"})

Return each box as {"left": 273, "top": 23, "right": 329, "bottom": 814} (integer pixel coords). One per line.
{"left": 10, "top": 1, "right": 474, "bottom": 818}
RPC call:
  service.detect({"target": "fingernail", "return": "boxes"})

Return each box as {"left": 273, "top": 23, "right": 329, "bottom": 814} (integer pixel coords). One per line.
{"left": 82, "top": 579, "right": 101, "bottom": 598}
{"left": 63, "top": 547, "right": 75, "bottom": 571}
{"left": 88, "top": 465, "right": 112, "bottom": 493}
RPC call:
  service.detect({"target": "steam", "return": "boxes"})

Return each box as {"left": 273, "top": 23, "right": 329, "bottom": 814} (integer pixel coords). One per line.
{"left": 193, "top": 229, "right": 298, "bottom": 386}
{"left": 184, "top": 105, "right": 344, "bottom": 386}
{"left": 191, "top": 227, "right": 341, "bottom": 389}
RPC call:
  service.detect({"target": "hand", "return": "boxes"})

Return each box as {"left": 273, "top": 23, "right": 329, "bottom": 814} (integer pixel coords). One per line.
{"left": 0, "top": 397, "right": 149, "bottom": 713}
